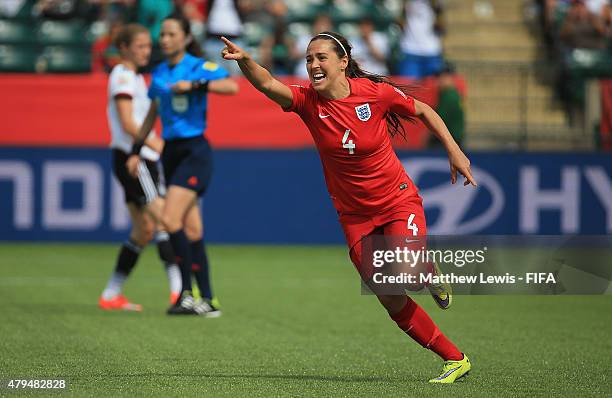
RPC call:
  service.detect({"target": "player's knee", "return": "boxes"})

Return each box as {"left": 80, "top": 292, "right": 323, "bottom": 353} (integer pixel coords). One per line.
{"left": 377, "top": 295, "right": 406, "bottom": 315}
{"left": 184, "top": 224, "right": 202, "bottom": 241}
{"left": 161, "top": 213, "right": 182, "bottom": 233}
{"left": 141, "top": 223, "right": 155, "bottom": 243}
{"left": 130, "top": 229, "right": 150, "bottom": 247}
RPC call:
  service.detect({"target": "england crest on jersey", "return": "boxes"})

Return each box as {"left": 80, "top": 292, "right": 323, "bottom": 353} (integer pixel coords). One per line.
{"left": 355, "top": 103, "right": 371, "bottom": 121}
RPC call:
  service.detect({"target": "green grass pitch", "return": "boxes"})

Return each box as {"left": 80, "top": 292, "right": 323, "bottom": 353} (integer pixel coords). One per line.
{"left": 0, "top": 244, "right": 610, "bottom": 397}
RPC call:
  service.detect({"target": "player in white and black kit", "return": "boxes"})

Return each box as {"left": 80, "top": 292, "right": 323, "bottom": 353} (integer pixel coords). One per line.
{"left": 99, "top": 23, "right": 182, "bottom": 311}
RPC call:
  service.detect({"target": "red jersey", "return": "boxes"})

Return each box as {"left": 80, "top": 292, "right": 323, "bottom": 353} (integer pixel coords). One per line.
{"left": 284, "top": 77, "right": 420, "bottom": 217}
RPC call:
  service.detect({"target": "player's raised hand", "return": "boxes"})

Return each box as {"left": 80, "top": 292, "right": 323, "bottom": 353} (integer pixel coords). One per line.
{"left": 448, "top": 149, "right": 477, "bottom": 187}
{"left": 220, "top": 36, "right": 248, "bottom": 61}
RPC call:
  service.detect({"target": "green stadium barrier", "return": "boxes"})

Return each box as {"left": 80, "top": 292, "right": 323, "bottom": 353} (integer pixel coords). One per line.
{"left": 0, "top": 44, "right": 38, "bottom": 72}
{"left": 37, "top": 45, "right": 91, "bottom": 73}
{"left": 0, "top": 19, "right": 34, "bottom": 45}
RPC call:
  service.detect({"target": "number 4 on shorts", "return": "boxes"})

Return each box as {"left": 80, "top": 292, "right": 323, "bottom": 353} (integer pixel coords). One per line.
{"left": 407, "top": 213, "right": 418, "bottom": 236}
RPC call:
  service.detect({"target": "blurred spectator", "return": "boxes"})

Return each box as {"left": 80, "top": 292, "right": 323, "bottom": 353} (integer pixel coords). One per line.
{"left": 0, "top": 0, "right": 29, "bottom": 17}
{"left": 137, "top": 0, "right": 173, "bottom": 44}
{"left": 86, "top": 0, "right": 137, "bottom": 25}
{"left": 585, "top": 0, "right": 609, "bottom": 15}
{"left": 33, "top": 0, "right": 83, "bottom": 19}
{"left": 175, "top": 0, "right": 205, "bottom": 21}
{"left": 174, "top": 0, "right": 206, "bottom": 42}
{"left": 258, "top": 0, "right": 296, "bottom": 75}
{"left": 602, "top": 1, "right": 612, "bottom": 41}
{"left": 428, "top": 62, "right": 464, "bottom": 148}
{"left": 348, "top": 18, "right": 390, "bottom": 76}
{"left": 293, "top": 13, "right": 333, "bottom": 78}
{"left": 91, "top": 19, "right": 123, "bottom": 73}
{"left": 203, "top": 0, "right": 250, "bottom": 75}
{"left": 559, "top": 0, "right": 607, "bottom": 49}
{"left": 398, "top": 0, "right": 444, "bottom": 79}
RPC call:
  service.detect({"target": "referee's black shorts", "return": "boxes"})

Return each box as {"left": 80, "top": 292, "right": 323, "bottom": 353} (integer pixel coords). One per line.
{"left": 161, "top": 135, "right": 213, "bottom": 196}
{"left": 112, "top": 149, "right": 163, "bottom": 207}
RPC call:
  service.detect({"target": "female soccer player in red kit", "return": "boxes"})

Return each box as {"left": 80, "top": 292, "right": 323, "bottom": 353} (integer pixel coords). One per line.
{"left": 221, "top": 31, "right": 476, "bottom": 383}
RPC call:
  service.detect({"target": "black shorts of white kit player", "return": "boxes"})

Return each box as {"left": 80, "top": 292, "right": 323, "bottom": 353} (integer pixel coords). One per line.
{"left": 112, "top": 149, "right": 165, "bottom": 207}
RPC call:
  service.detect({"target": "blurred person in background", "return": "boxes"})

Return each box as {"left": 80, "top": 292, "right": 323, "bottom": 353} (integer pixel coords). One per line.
{"left": 203, "top": 0, "right": 250, "bottom": 75}
{"left": 127, "top": 13, "right": 239, "bottom": 316}
{"left": 428, "top": 62, "right": 464, "bottom": 148}
{"left": 258, "top": 0, "right": 296, "bottom": 75}
{"left": 174, "top": 0, "right": 206, "bottom": 42}
{"left": 0, "top": 0, "right": 28, "bottom": 17}
{"left": 585, "top": 0, "right": 609, "bottom": 15}
{"left": 293, "top": 13, "right": 334, "bottom": 79}
{"left": 99, "top": 23, "right": 182, "bottom": 311}
{"left": 559, "top": 0, "right": 607, "bottom": 50}
{"left": 86, "top": 0, "right": 137, "bottom": 24}
{"left": 91, "top": 19, "right": 123, "bottom": 73}
{"left": 604, "top": 1, "right": 612, "bottom": 41}
{"left": 137, "top": 0, "right": 174, "bottom": 65}
{"left": 398, "top": 0, "right": 445, "bottom": 79}
{"left": 347, "top": 17, "right": 389, "bottom": 76}
{"left": 33, "top": 0, "right": 84, "bottom": 19}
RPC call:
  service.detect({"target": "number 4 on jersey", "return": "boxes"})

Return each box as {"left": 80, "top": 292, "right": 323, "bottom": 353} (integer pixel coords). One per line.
{"left": 342, "top": 129, "right": 355, "bottom": 154}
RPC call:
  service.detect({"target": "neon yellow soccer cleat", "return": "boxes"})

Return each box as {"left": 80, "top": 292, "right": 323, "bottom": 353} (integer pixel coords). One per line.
{"left": 429, "top": 354, "right": 471, "bottom": 383}
{"left": 428, "top": 262, "right": 453, "bottom": 310}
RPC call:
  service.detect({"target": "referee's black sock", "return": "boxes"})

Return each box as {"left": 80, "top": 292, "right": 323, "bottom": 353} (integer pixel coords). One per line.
{"left": 191, "top": 239, "right": 213, "bottom": 301}
{"left": 169, "top": 230, "right": 193, "bottom": 295}
{"left": 101, "top": 239, "right": 141, "bottom": 300}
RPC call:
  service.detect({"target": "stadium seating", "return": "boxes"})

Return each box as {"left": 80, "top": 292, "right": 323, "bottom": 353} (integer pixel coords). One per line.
{"left": 0, "top": 44, "right": 38, "bottom": 72}
{"left": 0, "top": 19, "right": 32, "bottom": 44}
{"left": 36, "top": 20, "right": 90, "bottom": 45}
{"left": 37, "top": 45, "right": 91, "bottom": 73}
{"left": 0, "top": 18, "right": 92, "bottom": 73}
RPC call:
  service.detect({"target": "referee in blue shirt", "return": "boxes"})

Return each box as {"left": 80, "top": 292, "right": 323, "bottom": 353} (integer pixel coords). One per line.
{"left": 128, "top": 12, "right": 239, "bottom": 316}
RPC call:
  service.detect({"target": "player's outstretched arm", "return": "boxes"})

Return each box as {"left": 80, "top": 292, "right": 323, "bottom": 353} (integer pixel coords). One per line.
{"left": 220, "top": 36, "right": 293, "bottom": 109}
{"left": 414, "top": 99, "right": 477, "bottom": 187}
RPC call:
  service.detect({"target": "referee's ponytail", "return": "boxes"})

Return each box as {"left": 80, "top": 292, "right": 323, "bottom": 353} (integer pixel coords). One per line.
{"left": 310, "top": 31, "right": 418, "bottom": 140}
{"left": 164, "top": 12, "right": 204, "bottom": 58}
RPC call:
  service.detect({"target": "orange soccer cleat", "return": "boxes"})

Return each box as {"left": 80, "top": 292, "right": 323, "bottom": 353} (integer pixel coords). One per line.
{"left": 98, "top": 294, "right": 142, "bottom": 312}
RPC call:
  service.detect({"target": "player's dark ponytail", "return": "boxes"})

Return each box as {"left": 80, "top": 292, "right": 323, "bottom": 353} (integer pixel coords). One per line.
{"left": 310, "top": 31, "right": 417, "bottom": 140}
{"left": 164, "top": 12, "right": 203, "bottom": 58}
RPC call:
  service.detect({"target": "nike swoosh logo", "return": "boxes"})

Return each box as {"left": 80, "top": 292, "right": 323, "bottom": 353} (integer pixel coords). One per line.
{"left": 319, "top": 114, "right": 330, "bottom": 118}
{"left": 435, "top": 366, "right": 460, "bottom": 380}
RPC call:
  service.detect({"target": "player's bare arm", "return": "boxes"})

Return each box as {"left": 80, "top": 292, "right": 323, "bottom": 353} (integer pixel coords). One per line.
{"left": 116, "top": 96, "right": 163, "bottom": 154}
{"left": 170, "top": 78, "right": 239, "bottom": 95}
{"left": 127, "top": 101, "right": 158, "bottom": 177}
{"left": 413, "top": 99, "right": 477, "bottom": 187}
{"left": 220, "top": 36, "right": 293, "bottom": 109}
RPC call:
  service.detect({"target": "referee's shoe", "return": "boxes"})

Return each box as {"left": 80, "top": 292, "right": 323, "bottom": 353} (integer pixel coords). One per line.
{"left": 167, "top": 291, "right": 198, "bottom": 315}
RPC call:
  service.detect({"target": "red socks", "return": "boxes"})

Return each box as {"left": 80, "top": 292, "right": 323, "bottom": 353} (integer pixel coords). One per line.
{"left": 390, "top": 297, "right": 463, "bottom": 361}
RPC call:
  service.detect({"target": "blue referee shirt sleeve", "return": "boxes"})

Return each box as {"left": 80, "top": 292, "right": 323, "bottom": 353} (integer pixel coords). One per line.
{"left": 193, "top": 60, "right": 230, "bottom": 81}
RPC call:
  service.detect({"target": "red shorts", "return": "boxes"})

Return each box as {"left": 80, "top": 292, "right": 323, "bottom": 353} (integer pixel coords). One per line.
{"left": 341, "top": 195, "right": 428, "bottom": 282}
